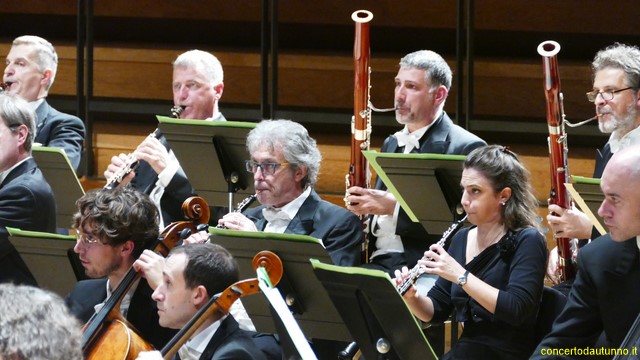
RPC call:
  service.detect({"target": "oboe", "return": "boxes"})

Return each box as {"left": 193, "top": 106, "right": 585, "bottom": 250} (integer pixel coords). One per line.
{"left": 104, "top": 105, "right": 183, "bottom": 190}
{"left": 0, "top": 82, "right": 8, "bottom": 92}
{"left": 397, "top": 215, "right": 467, "bottom": 295}
{"left": 216, "top": 194, "right": 258, "bottom": 229}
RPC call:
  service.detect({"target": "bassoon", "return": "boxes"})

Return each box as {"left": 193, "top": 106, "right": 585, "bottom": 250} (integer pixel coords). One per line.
{"left": 538, "top": 40, "right": 576, "bottom": 282}
{"left": 346, "top": 9, "right": 374, "bottom": 263}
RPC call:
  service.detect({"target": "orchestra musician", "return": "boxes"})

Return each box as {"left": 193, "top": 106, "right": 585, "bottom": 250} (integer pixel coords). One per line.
{"left": 533, "top": 144, "right": 640, "bottom": 358}
{"left": 209, "top": 119, "right": 363, "bottom": 267}
{"left": 395, "top": 145, "right": 547, "bottom": 360}
{"left": 546, "top": 43, "right": 640, "bottom": 285}
{"left": 3, "top": 35, "right": 85, "bottom": 172}
{"left": 346, "top": 49, "right": 486, "bottom": 276}
{"left": 64, "top": 187, "right": 176, "bottom": 350}
{"left": 0, "top": 283, "right": 83, "bottom": 360}
{"left": 0, "top": 93, "right": 56, "bottom": 286}
{"left": 135, "top": 243, "right": 268, "bottom": 360}
{"left": 104, "top": 49, "right": 226, "bottom": 228}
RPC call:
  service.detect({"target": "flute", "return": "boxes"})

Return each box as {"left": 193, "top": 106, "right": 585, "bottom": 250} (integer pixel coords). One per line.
{"left": 397, "top": 215, "right": 467, "bottom": 295}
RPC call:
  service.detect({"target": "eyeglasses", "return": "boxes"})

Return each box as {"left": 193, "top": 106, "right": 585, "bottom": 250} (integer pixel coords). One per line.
{"left": 76, "top": 232, "right": 101, "bottom": 245}
{"left": 244, "top": 160, "right": 292, "bottom": 175}
{"left": 586, "top": 87, "right": 635, "bottom": 102}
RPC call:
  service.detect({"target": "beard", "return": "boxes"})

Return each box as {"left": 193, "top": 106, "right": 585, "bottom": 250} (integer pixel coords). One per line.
{"left": 599, "top": 101, "right": 637, "bottom": 135}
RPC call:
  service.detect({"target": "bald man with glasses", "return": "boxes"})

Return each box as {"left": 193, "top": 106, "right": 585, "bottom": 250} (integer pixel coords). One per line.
{"left": 547, "top": 43, "right": 640, "bottom": 286}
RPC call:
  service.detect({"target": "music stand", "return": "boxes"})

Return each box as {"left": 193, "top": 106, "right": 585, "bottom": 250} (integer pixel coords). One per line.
{"left": 208, "top": 227, "right": 351, "bottom": 343}
{"left": 7, "top": 227, "right": 77, "bottom": 296}
{"left": 570, "top": 175, "right": 604, "bottom": 224}
{"left": 311, "top": 260, "right": 437, "bottom": 360}
{"left": 157, "top": 116, "right": 256, "bottom": 210}
{"left": 363, "top": 150, "right": 466, "bottom": 234}
{"left": 32, "top": 146, "right": 85, "bottom": 229}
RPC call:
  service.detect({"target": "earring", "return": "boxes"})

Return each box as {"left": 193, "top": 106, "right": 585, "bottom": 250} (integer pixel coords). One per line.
{"left": 501, "top": 202, "right": 506, "bottom": 206}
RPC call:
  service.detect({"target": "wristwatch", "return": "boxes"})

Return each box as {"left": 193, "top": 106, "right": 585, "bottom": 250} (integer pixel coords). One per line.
{"left": 457, "top": 270, "right": 470, "bottom": 287}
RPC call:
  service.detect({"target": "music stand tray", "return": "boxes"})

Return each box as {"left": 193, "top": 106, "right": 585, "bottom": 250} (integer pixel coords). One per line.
{"left": 7, "top": 227, "right": 77, "bottom": 296}
{"left": 311, "top": 260, "right": 437, "bottom": 360}
{"left": 570, "top": 175, "right": 604, "bottom": 224}
{"left": 208, "top": 227, "right": 351, "bottom": 342}
{"left": 363, "top": 150, "right": 466, "bottom": 234}
{"left": 32, "top": 146, "right": 85, "bottom": 229}
{"left": 157, "top": 116, "right": 256, "bottom": 209}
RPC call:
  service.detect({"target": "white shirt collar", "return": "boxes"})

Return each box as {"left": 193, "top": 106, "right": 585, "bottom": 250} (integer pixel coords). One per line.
{"left": 180, "top": 314, "right": 227, "bottom": 359}
{"left": 0, "top": 157, "right": 32, "bottom": 186}
{"left": 263, "top": 186, "right": 312, "bottom": 233}
{"left": 609, "top": 125, "right": 640, "bottom": 154}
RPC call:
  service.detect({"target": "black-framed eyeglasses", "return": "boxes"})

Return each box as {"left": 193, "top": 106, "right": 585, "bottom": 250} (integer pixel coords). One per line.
{"left": 586, "top": 87, "right": 635, "bottom": 102}
{"left": 244, "top": 160, "right": 293, "bottom": 175}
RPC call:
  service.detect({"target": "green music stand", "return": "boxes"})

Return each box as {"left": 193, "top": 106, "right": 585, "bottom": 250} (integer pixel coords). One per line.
{"left": 208, "top": 227, "right": 351, "bottom": 343}
{"left": 570, "top": 175, "right": 604, "bottom": 225}
{"left": 157, "top": 116, "right": 256, "bottom": 211}
{"left": 312, "top": 260, "right": 437, "bottom": 360}
{"left": 7, "top": 227, "right": 77, "bottom": 296}
{"left": 363, "top": 150, "right": 466, "bottom": 234}
{"left": 32, "top": 146, "right": 85, "bottom": 229}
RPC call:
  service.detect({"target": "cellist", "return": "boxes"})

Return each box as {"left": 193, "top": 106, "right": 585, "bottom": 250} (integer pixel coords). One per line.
{"left": 64, "top": 187, "right": 176, "bottom": 349}
{"left": 135, "top": 243, "right": 268, "bottom": 360}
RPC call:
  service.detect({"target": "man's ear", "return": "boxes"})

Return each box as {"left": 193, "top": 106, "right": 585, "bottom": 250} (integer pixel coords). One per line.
{"left": 41, "top": 69, "right": 54, "bottom": 88}
{"left": 294, "top": 165, "right": 308, "bottom": 183}
{"left": 121, "top": 240, "right": 135, "bottom": 257}
{"left": 433, "top": 85, "right": 448, "bottom": 107}
{"left": 15, "top": 124, "right": 29, "bottom": 148}
{"left": 192, "top": 285, "right": 210, "bottom": 308}
{"left": 214, "top": 82, "right": 224, "bottom": 101}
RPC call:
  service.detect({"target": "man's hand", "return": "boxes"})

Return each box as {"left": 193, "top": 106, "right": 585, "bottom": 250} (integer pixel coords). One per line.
{"left": 133, "top": 136, "right": 170, "bottom": 175}
{"left": 345, "top": 186, "right": 397, "bottom": 216}
{"left": 104, "top": 153, "right": 135, "bottom": 188}
{"left": 182, "top": 230, "right": 210, "bottom": 245}
{"left": 218, "top": 213, "right": 258, "bottom": 232}
{"left": 547, "top": 204, "right": 593, "bottom": 240}
{"left": 133, "top": 250, "right": 165, "bottom": 290}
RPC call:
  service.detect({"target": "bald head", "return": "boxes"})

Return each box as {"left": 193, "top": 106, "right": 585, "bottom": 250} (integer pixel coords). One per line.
{"left": 598, "top": 144, "right": 640, "bottom": 241}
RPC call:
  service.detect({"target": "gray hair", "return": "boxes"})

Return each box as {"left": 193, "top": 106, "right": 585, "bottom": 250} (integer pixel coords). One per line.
{"left": 247, "top": 119, "right": 322, "bottom": 188}
{"left": 0, "top": 284, "right": 83, "bottom": 360}
{"left": 173, "top": 50, "right": 224, "bottom": 85}
{"left": 0, "top": 93, "right": 36, "bottom": 152}
{"left": 399, "top": 50, "right": 452, "bottom": 90}
{"left": 12, "top": 35, "right": 58, "bottom": 90}
{"left": 592, "top": 43, "right": 640, "bottom": 89}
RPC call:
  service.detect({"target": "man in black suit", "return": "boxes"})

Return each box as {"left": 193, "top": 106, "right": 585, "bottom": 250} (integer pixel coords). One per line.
{"left": 346, "top": 50, "right": 486, "bottom": 275}
{"left": 0, "top": 93, "right": 56, "bottom": 285}
{"left": 64, "top": 187, "right": 175, "bottom": 350}
{"left": 215, "top": 119, "right": 363, "bottom": 267}
{"left": 3, "top": 35, "right": 85, "bottom": 171}
{"left": 104, "top": 50, "right": 225, "bottom": 228}
{"left": 546, "top": 43, "right": 640, "bottom": 283}
{"left": 135, "top": 243, "right": 268, "bottom": 360}
{"left": 532, "top": 144, "right": 640, "bottom": 358}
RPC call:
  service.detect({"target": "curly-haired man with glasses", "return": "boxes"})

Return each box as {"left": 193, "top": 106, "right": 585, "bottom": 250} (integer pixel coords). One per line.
{"left": 215, "top": 119, "right": 362, "bottom": 267}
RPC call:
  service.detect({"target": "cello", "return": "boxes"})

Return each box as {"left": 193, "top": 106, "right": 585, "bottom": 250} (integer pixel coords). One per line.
{"left": 82, "top": 196, "right": 210, "bottom": 360}
{"left": 160, "top": 250, "right": 283, "bottom": 360}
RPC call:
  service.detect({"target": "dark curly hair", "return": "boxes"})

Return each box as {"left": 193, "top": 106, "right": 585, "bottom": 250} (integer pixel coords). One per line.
{"left": 72, "top": 187, "right": 159, "bottom": 258}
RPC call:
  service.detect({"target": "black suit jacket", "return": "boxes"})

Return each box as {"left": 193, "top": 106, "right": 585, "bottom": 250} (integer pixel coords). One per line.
{"left": 174, "top": 316, "right": 267, "bottom": 360}
{"left": 243, "top": 189, "right": 362, "bottom": 266}
{"left": 0, "top": 158, "right": 56, "bottom": 285}
{"left": 130, "top": 133, "right": 198, "bottom": 226}
{"left": 35, "top": 100, "right": 85, "bottom": 171}
{"left": 370, "top": 112, "right": 486, "bottom": 268}
{"left": 65, "top": 278, "right": 176, "bottom": 350}
{"left": 593, "top": 142, "right": 612, "bottom": 179}
{"left": 532, "top": 235, "right": 640, "bottom": 358}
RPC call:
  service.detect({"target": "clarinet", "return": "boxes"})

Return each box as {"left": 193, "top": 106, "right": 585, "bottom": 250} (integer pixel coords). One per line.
{"left": 538, "top": 40, "right": 576, "bottom": 282}
{"left": 216, "top": 194, "right": 258, "bottom": 229}
{"left": 0, "top": 82, "right": 7, "bottom": 92}
{"left": 397, "top": 215, "right": 467, "bottom": 295}
{"left": 104, "top": 106, "right": 184, "bottom": 190}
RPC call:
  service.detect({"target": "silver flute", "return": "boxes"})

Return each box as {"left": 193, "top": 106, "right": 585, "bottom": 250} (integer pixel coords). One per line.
{"left": 397, "top": 214, "right": 468, "bottom": 295}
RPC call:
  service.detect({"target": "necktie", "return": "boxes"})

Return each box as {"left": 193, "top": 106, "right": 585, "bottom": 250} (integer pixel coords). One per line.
{"left": 262, "top": 207, "right": 291, "bottom": 224}
{"left": 393, "top": 131, "right": 420, "bottom": 153}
